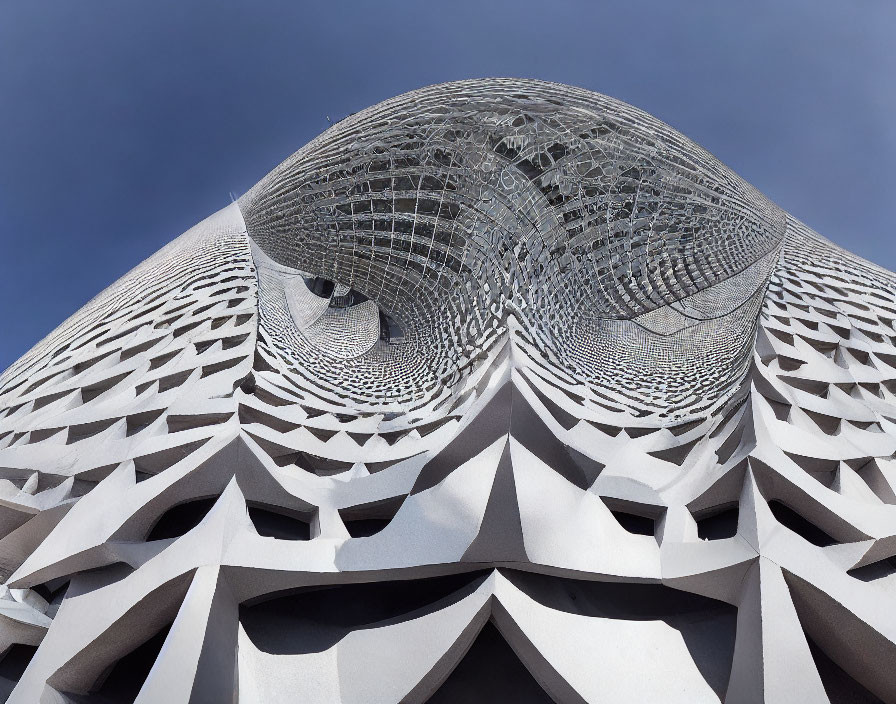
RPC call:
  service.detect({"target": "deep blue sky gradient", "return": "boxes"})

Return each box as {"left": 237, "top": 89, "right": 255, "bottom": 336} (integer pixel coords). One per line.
{"left": 1, "top": 0, "right": 895, "bottom": 371}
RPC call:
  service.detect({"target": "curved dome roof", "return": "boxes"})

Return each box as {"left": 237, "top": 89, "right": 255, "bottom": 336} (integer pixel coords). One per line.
{"left": 241, "top": 79, "right": 785, "bottom": 414}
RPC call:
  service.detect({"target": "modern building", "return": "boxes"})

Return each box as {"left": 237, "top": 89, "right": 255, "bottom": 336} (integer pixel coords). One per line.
{"left": 0, "top": 79, "right": 893, "bottom": 703}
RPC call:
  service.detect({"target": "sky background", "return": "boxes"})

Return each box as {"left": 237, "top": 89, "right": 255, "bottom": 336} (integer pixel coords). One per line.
{"left": 1, "top": 0, "right": 895, "bottom": 371}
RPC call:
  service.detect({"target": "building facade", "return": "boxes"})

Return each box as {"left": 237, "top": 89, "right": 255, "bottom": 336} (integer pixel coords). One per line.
{"left": 0, "top": 79, "right": 893, "bottom": 702}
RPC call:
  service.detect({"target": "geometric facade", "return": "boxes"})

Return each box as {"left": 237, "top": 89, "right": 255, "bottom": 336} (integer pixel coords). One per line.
{"left": 0, "top": 78, "right": 893, "bottom": 702}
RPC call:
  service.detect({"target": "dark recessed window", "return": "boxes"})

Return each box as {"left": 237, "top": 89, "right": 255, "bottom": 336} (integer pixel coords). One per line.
{"left": 611, "top": 510, "right": 655, "bottom": 536}
{"left": 146, "top": 497, "right": 217, "bottom": 541}
{"left": 695, "top": 506, "right": 739, "bottom": 540}
{"left": 768, "top": 501, "right": 838, "bottom": 547}
{"left": 304, "top": 277, "right": 335, "bottom": 298}
{"left": 248, "top": 504, "right": 311, "bottom": 541}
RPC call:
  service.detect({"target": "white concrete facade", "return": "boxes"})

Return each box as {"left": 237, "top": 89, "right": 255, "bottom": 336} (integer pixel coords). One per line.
{"left": 0, "top": 79, "right": 893, "bottom": 702}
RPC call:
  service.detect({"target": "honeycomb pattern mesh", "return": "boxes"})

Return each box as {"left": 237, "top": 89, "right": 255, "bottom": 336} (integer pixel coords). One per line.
{"left": 241, "top": 78, "right": 785, "bottom": 417}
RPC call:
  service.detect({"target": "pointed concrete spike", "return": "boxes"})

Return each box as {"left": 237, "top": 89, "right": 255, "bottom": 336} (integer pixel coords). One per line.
{"left": 136, "top": 565, "right": 239, "bottom": 704}
{"left": 726, "top": 558, "right": 830, "bottom": 704}
{"left": 509, "top": 383, "right": 591, "bottom": 490}
{"left": 412, "top": 381, "right": 512, "bottom": 494}
{"left": 462, "top": 440, "right": 527, "bottom": 564}
{"left": 738, "top": 463, "right": 778, "bottom": 554}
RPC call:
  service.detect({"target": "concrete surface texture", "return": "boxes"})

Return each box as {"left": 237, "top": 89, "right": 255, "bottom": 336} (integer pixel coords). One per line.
{"left": 0, "top": 79, "right": 893, "bottom": 703}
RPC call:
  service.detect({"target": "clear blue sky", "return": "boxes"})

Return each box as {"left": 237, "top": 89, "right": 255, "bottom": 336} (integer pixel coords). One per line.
{"left": 1, "top": 0, "right": 894, "bottom": 372}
